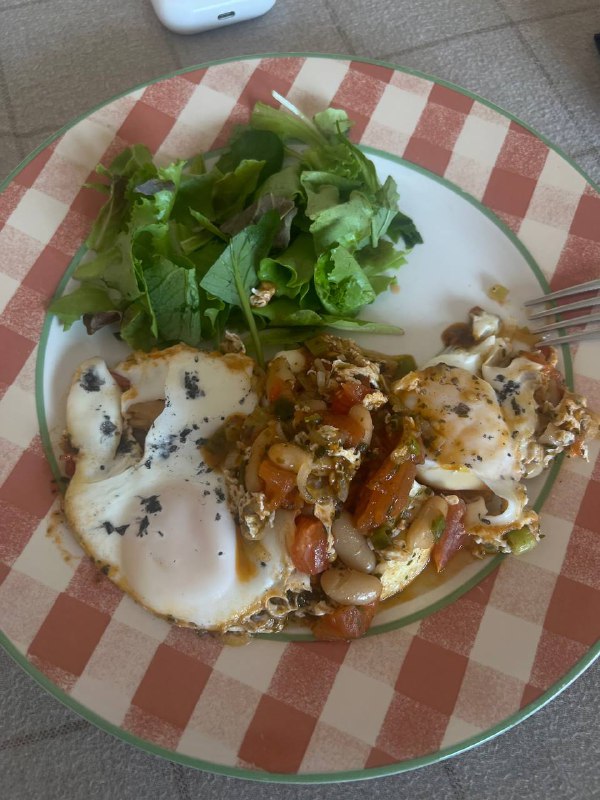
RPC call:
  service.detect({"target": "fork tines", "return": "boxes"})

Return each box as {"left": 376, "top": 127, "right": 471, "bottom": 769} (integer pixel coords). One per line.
{"left": 526, "top": 278, "right": 600, "bottom": 347}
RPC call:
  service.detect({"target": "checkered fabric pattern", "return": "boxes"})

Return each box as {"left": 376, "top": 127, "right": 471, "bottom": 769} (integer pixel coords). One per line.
{"left": 0, "top": 56, "right": 598, "bottom": 777}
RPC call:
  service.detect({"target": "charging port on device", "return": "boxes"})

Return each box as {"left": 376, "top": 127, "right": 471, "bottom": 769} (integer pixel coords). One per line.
{"left": 218, "top": 11, "right": 235, "bottom": 19}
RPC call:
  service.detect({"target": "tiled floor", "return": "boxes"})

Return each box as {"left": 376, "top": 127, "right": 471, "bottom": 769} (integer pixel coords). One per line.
{"left": 0, "top": 0, "right": 598, "bottom": 797}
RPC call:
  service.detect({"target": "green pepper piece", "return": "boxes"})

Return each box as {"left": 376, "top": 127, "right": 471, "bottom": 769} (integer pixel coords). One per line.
{"left": 370, "top": 526, "right": 392, "bottom": 550}
{"left": 431, "top": 514, "right": 445, "bottom": 541}
{"left": 506, "top": 526, "right": 537, "bottom": 555}
{"left": 393, "top": 355, "right": 417, "bottom": 379}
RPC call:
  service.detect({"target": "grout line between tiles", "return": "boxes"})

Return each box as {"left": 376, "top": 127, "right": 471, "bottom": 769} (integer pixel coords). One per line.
{"left": 322, "top": 0, "right": 357, "bottom": 56}
{"left": 0, "top": 0, "right": 53, "bottom": 13}
{"left": 496, "top": 0, "right": 600, "bottom": 25}
{"left": 0, "top": 720, "right": 90, "bottom": 752}
{"left": 378, "top": 0, "right": 600, "bottom": 63}
{"left": 508, "top": 16, "right": 596, "bottom": 153}
{"left": 0, "top": 59, "right": 24, "bottom": 160}
{"left": 378, "top": 21, "right": 513, "bottom": 61}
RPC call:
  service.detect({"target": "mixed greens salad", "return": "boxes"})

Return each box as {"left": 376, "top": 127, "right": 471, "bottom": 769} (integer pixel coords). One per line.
{"left": 50, "top": 95, "right": 422, "bottom": 366}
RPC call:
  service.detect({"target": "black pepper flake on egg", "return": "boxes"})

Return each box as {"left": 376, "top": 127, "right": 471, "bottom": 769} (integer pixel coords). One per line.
{"left": 101, "top": 521, "right": 129, "bottom": 536}
{"left": 496, "top": 379, "right": 520, "bottom": 403}
{"left": 195, "top": 436, "right": 208, "bottom": 447}
{"left": 511, "top": 397, "right": 524, "bottom": 416}
{"left": 215, "top": 513, "right": 221, "bottom": 521}
{"left": 100, "top": 414, "right": 118, "bottom": 438}
{"left": 80, "top": 368, "right": 105, "bottom": 393}
{"left": 184, "top": 371, "right": 205, "bottom": 400}
{"left": 203, "top": 490, "right": 210, "bottom": 497}
{"left": 140, "top": 495, "right": 162, "bottom": 514}
{"left": 179, "top": 427, "right": 192, "bottom": 444}
{"left": 153, "top": 434, "right": 178, "bottom": 459}
{"left": 144, "top": 458, "right": 152, "bottom": 469}
{"left": 452, "top": 403, "right": 470, "bottom": 418}
{"left": 215, "top": 487, "right": 225, "bottom": 503}
{"left": 218, "top": 551, "right": 223, "bottom": 556}
{"left": 137, "top": 515, "right": 150, "bottom": 537}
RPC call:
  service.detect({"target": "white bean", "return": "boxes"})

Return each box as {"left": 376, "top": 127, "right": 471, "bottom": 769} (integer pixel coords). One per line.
{"left": 406, "top": 495, "right": 449, "bottom": 550}
{"left": 275, "top": 348, "right": 307, "bottom": 373}
{"left": 332, "top": 512, "right": 376, "bottom": 573}
{"left": 348, "top": 404, "right": 373, "bottom": 446}
{"left": 268, "top": 443, "right": 311, "bottom": 473}
{"left": 320, "top": 567, "right": 382, "bottom": 605}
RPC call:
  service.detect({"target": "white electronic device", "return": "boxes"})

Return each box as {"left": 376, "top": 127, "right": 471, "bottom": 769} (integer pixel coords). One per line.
{"left": 150, "top": 0, "right": 276, "bottom": 34}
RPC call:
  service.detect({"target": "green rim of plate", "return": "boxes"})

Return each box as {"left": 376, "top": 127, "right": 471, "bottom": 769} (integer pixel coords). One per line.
{"left": 1, "top": 51, "right": 597, "bottom": 783}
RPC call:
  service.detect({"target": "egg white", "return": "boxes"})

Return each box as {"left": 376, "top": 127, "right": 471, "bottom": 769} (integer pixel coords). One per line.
{"left": 64, "top": 345, "right": 299, "bottom": 632}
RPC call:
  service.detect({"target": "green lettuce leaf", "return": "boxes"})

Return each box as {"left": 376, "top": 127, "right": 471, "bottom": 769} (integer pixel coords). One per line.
{"left": 314, "top": 245, "right": 376, "bottom": 315}
{"left": 257, "top": 233, "right": 315, "bottom": 299}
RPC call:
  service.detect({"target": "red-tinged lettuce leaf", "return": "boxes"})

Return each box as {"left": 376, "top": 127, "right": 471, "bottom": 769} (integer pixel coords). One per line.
{"left": 49, "top": 285, "right": 120, "bottom": 330}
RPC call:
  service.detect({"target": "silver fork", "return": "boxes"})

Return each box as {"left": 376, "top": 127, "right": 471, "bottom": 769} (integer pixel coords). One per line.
{"left": 525, "top": 278, "right": 600, "bottom": 347}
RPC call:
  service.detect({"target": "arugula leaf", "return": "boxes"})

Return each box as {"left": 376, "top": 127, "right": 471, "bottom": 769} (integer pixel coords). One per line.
{"left": 73, "top": 233, "right": 140, "bottom": 302}
{"left": 216, "top": 129, "right": 284, "bottom": 182}
{"left": 213, "top": 160, "right": 266, "bottom": 221}
{"left": 321, "top": 317, "right": 403, "bottom": 334}
{"left": 189, "top": 209, "right": 229, "bottom": 242}
{"left": 49, "top": 285, "right": 119, "bottom": 330}
{"left": 370, "top": 175, "right": 400, "bottom": 247}
{"left": 171, "top": 171, "right": 218, "bottom": 227}
{"left": 314, "top": 245, "right": 376, "bottom": 315}
{"left": 86, "top": 145, "right": 154, "bottom": 252}
{"left": 388, "top": 210, "right": 424, "bottom": 249}
{"left": 357, "top": 240, "right": 407, "bottom": 294}
{"left": 252, "top": 299, "right": 325, "bottom": 327}
{"left": 200, "top": 210, "right": 281, "bottom": 366}
{"left": 144, "top": 257, "right": 203, "bottom": 345}
{"left": 120, "top": 300, "right": 158, "bottom": 351}
{"left": 221, "top": 194, "right": 297, "bottom": 250}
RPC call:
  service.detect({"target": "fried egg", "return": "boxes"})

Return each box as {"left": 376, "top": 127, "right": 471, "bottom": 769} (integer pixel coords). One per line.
{"left": 391, "top": 309, "right": 554, "bottom": 540}
{"left": 64, "top": 345, "right": 304, "bottom": 632}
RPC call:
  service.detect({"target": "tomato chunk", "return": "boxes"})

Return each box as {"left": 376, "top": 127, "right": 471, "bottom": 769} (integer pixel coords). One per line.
{"left": 322, "top": 412, "right": 364, "bottom": 448}
{"left": 432, "top": 499, "right": 468, "bottom": 572}
{"left": 290, "top": 515, "right": 329, "bottom": 575}
{"left": 258, "top": 458, "right": 297, "bottom": 509}
{"left": 312, "top": 601, "right": 378, "bottom": 641}
{"left": 354, "top": 461, "right": 417, "bottom": 532}
{"left": 330, "top": 381, "right": 370, "bottom": 415}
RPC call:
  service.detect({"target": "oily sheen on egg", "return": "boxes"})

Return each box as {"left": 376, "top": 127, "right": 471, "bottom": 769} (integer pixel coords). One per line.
{"left": 64, "top": 346, "right": 296, "bottom": 631}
